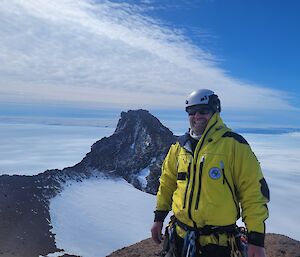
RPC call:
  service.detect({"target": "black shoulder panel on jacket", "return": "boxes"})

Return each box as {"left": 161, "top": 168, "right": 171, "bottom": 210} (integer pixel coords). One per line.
{"left": 222, "top": 131, "right": 249, "bottom": 145}
{"left": 178, "top": 133, "right": 190, "bottom": 147}
{"left": 260, "top": 178, "right": 270, "bottom": 201}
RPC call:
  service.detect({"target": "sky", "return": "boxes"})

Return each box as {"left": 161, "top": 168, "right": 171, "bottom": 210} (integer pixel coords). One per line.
{"left": 0, "top": 0, "right": 299, "bottom": 128}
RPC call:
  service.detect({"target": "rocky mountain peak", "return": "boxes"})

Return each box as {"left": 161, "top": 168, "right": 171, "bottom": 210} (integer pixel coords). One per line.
{"left": 113, "top": 109, "right": 174, "bottom": 154}
{"left": 79, "top": 109, "right": 176, "bottom": 193}
{"left": 114, "top": 109, "right": 171, "bottom": 136}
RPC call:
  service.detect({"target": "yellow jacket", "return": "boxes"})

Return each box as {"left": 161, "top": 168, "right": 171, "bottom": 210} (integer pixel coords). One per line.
{"left": 155, "top": 113, "right": 269, "bottom": 247}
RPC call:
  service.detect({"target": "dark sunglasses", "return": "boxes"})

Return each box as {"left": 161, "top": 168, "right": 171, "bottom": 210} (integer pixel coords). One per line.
{"left": 186, "top": 106, "right": 213, "bottom": 115}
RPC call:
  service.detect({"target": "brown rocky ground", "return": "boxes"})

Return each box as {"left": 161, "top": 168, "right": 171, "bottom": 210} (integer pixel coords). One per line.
{"left": 108, "top": 234, "right": 300, "bottom": 257}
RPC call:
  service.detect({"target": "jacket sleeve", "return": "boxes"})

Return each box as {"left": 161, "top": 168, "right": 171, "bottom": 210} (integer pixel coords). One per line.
{"left": 154, "top": 143, "right": 179, "bottom": 222}
{"left": 232, "top": 139, "right": 270, "bottom": 247}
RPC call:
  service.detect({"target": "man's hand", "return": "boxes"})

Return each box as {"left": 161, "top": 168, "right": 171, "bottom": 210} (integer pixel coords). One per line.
{"left": 248, "top": 244, "right": 267, "bottom": 257}
{"left": 151, "top": 221, "right": 163, "bottom": 244}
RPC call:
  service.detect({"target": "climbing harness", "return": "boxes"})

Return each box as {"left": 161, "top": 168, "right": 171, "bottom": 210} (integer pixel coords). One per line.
{"left": 162, "top": 216, "right": 248, "bottom": 257}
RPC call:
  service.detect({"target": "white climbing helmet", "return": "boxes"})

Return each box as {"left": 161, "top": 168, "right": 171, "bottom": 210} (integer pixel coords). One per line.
{"left": 185, "top": 89, "right": 221, "bottom": 112}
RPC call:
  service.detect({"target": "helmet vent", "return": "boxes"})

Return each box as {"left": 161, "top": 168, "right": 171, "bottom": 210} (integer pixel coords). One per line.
{"left": 200, "top": 96, "right": 208, "bottom": 102}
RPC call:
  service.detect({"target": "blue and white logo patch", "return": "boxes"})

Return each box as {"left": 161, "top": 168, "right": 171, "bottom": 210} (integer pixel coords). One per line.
{"left": 209, "top": 167, "right": 222, "bottom": 180}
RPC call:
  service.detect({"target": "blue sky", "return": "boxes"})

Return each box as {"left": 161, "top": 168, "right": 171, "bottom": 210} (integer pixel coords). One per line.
{"left": 0, "top": 0, "right": 299, "bottom": 128}
{"left": 147, "top": 1, "right": 299, "bottom": 95}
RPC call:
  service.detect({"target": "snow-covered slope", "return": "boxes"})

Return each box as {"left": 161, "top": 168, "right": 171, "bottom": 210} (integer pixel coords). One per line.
{"left": 49, "top": 177, "right": 158, "bottom": 257}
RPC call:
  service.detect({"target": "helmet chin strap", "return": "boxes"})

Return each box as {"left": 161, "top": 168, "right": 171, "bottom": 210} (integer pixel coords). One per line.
{"left": 189, "top": 129, "right": 202, "bottom": 140}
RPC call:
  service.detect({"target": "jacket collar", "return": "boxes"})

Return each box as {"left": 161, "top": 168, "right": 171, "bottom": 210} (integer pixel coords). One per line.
{"left": 202, "top": 112, "right": 226, "bottom": 138}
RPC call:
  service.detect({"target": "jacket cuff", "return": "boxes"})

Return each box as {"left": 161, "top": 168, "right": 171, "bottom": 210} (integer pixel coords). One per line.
{"left": 248, "top": 232, "right": 265, "bottom": 247}
{"left": 154, "top": 210, "right": 169, "bottom": 222}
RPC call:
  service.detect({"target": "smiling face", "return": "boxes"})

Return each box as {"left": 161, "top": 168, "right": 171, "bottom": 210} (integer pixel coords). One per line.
{"left": 188, "top": 106, "right": 214, "bottom": 136}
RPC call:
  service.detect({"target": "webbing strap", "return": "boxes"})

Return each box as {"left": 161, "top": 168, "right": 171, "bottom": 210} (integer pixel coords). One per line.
{"left": 175, "top": 218, "right": 237, "bottom": 236}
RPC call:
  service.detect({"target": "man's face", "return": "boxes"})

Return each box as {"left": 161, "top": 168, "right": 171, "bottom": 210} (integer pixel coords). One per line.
{"left": 187, "top": 105, "right": 214, "bottom": 136}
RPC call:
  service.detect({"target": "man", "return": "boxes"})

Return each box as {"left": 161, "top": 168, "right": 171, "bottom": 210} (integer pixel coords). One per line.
{"left": 151, "top": 89, "right": 270, "bottom": 257}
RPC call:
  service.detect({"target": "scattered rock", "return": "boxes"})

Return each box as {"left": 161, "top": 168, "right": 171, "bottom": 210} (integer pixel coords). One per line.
{"left": 265, "top": 234, "right": 300, "bottom": 257}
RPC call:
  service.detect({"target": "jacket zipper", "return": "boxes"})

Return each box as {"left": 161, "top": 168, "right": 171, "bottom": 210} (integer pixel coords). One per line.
{"left": 187, "top": 119, "right": 218, "bottom": 224}
{"left": 220, "top": 161, "right": 239, "bottom": 215}
{"left": 188, "top": 161, "right": 197, "bottom": 223}
{"left": 195, "top": 156, "right": 205, "bottom": 210}
{"left": 183, "top": 162, "right": 191, "bottom": 209}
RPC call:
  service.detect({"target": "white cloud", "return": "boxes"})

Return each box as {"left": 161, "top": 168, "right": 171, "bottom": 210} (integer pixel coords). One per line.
{"left": 0, "top": 0, "right": 296, "bottom": 111}
{"left": 0, "top": 123, "right": 115, "bottom": 175}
